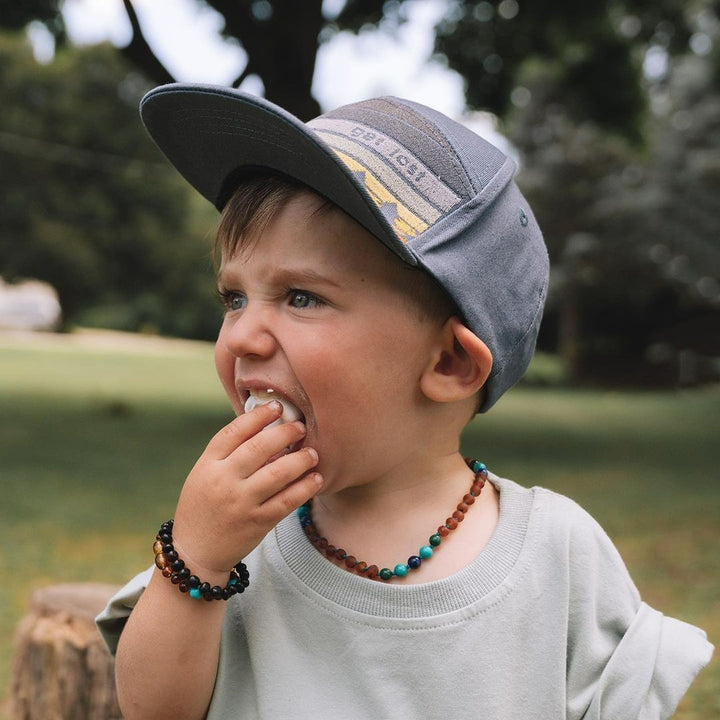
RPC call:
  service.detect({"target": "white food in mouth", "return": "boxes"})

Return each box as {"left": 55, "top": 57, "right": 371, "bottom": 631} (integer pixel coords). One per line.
{"left": 244, "top": 388, "right": 303, "bottom": 427}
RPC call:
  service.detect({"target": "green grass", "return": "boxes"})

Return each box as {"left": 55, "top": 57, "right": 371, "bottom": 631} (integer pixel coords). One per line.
{"left": 1, "top": 335, "right": 717, "bottom": 718}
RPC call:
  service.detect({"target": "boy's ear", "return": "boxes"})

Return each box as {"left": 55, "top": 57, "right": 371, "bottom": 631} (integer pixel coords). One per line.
{"left": 420, "top": 317, "right": 493, "bottom": 404}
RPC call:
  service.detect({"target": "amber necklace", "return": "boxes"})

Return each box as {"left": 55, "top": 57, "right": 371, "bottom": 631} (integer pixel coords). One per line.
{"left": 297, "top": 458, "right": 487, "bottom": 581}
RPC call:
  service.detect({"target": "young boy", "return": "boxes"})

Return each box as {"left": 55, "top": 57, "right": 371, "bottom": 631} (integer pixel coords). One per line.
{"left": 97, "top": 85, "right": 712, "bottom": 719}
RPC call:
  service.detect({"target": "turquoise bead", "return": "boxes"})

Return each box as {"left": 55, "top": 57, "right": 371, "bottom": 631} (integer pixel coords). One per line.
{"left": 471, "top": 460, "right": 487, "bottom": 473}
{"left": 189, "top": 587, "right": 202, "bottom": 599}
{"left": 419, "top": 545, "right": 434, "bottom": 559}
{"left": 394, "top": 564, "right": 408, "bottom": 577}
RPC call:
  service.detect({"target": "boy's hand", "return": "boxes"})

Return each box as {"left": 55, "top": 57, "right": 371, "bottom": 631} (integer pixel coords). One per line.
{"left": 171, "top": 401, "right": 321, "bottom": 575}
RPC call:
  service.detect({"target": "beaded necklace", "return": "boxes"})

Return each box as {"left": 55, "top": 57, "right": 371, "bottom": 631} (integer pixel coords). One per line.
{"left": 297, "top": 458, "right": 487, "bottom": 581}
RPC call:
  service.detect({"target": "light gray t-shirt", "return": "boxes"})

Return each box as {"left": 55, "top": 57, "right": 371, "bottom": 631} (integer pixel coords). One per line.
{"left": 97, "top": 475, "right": 713, "bottom": 719}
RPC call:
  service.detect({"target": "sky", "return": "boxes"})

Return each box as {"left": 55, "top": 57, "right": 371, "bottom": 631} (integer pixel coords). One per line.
{"left": 44, "top": 0, "right": 509, "bottom": 149}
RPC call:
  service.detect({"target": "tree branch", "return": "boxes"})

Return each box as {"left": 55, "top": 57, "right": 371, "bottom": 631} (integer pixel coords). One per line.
{"left": 205, "top": 0, "right": 322, "bottom": 119}
{"left": 119, "top": 0, "right": 175, "bottom": 85}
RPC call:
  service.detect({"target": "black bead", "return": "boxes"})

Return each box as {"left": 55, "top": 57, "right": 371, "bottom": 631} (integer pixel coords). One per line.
{"left": 170, "top": 573, "right": 181, "bottom": 584}
{"left": 159, "top": 532, "right": 172, "bottom": 544}
{"left": 166, "top": 550, "right": 178, "bottom": 563}
{"left": 188, "top": 575, "right": 200, "bottom": 588}
{"left": 171, "top": 559, "right": 185, "bottom": 572}
{"left": 199, "top": 582, "right": 211, "bottom": 594}
{"left": 163, "top": 543, "right": 174, "bottom": 554}
{"left": 211, "top": 586, "right": 223, "bottom": 600}
{"left": 178, "top": 568, "right": 191, "bottom": 580}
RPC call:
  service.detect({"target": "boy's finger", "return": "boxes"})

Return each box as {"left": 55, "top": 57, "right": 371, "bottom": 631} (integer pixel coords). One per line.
{"left": 207, "top": 401, "right": 284, "bottom": 459}
{"left": 245, "top": 446, "right": 320, "bottom": 505}
{"left": 259, "top": 468, "right": 324, "bottom": 521}
{"left": 226, "top": 420, "right": 307, "bottom": 476}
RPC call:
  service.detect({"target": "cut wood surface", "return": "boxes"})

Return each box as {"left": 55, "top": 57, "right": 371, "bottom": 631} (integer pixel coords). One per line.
{"left": 11, "top": 583, "right": 121, "bottom": 720}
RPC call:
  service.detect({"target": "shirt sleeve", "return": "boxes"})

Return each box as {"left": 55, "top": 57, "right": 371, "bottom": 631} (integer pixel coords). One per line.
{"left": 562, "top": 501, "right": 714, "bottom": 720}
{"left": 95, "top": 567, "right": 153, "bottom": 655}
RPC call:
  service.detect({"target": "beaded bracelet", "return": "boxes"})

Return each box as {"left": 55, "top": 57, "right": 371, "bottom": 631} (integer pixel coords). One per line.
{"left": 153, "top": 519, "right": 249, "bottom": 601}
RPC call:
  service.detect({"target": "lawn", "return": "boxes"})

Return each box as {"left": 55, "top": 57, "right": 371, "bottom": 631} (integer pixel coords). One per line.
{"left": 1, "top": 332, "right": 717, "bottom": 718}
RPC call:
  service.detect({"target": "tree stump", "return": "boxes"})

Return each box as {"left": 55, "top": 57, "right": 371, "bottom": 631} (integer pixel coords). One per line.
{"left": 11, "top": 583, "right": 122, "bottom": 720}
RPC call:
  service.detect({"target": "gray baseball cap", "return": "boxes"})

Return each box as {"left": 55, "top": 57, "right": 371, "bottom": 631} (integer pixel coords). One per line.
{"left": 140, "top": 84, "right": 549, "bottom": 412}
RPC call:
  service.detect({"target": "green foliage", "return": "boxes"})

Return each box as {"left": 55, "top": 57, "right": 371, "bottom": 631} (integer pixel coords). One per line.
{"left": 0, "top": 0, "right": 65, "bottom": 43}
{"left": 433, "top": 0, "right": 692, "bottom": 142}
{"left": 507, "top": 29, "right": 720, "bottom": 379}
{"left": 0, "top": 36, "right": 222, "bottom": 338}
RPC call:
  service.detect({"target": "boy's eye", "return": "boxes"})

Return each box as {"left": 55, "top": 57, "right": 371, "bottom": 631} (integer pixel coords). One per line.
{"left": 289, "top": 291, "right": 321, "bottom": 309}
{"left": 219, "top": 290, "right": 247, "bottom": 311}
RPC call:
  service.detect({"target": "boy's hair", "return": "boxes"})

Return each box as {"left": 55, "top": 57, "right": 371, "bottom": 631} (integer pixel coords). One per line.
{"left": 140, "top": 85, "right": 549, "bottom": 411}
{"left": 215, "top": 172, "right": 458, "bottom": 326}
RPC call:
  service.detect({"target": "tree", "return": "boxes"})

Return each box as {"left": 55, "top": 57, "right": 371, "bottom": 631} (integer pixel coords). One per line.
{"left": 0, "top": 36, "right": 221, "bottom": 338}
{"left": 506, "top": 15, "right": 720, "bottom": 383}
{"left": 3, "top": 0, "right": 718, "bottom": 371}
{"left": 0, "top": 0, "right": 697, "bottom": 132}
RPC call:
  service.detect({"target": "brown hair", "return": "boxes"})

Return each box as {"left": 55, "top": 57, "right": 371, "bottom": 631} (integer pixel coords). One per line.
{"left": 215, "top": 173, "right": 458, "bottom": 326}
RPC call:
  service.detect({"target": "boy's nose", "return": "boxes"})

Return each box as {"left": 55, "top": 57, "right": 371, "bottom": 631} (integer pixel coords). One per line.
{"left": 221, "top": 307, "right": 278, "bottom": 359}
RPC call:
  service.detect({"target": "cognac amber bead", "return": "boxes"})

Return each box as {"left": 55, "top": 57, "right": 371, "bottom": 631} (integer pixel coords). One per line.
{"left": 445, "top": 518, "right": 458, "bottom": 530}
{"left": 336, "top": 549, "right": 347, "bottom": 560}
{"left": 366, "top": 565, "right": 379, "bottom": 579}
{"left": 153, "top": 540, "right": 164, "bottom": 555}
{"left": 355, "top": 561, "right": 369, "bottom": 573}
{"left": 463, "top": 493, "right": 476, "bottom": 505}
{"left": 457, "top": 502, "right": 470, "bottom": 513}
{"left": 438, "top": 525, "right": 450, "bottom": 537}
{"left": 154, "top": 553, "right": 168, "bottom": 570}
{"left": 452, "top": 510, "right": 464, "bottom": 522}
{"left": 161, "top": 566, "right": 173, "bottom": 578}
{"left": 318, "top": 538, "right": 329, "bottom": 550}
{"left": 326, "top": 545, "right": 337, "bottom": 556}
{"left": 344, "top": 555, "right": 357, "bottom": 568}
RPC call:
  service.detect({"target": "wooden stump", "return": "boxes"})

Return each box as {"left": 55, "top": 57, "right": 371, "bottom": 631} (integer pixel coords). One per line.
{"left": 11, "top": 583, "right": 122, "bottom": 720}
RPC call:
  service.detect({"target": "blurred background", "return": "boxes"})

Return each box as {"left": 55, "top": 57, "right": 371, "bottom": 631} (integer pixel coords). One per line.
{"left": 1, "top": 1, "right": 718, "bottom": 717}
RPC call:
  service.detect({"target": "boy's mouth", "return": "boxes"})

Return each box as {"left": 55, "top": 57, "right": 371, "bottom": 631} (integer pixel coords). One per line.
{"left": 243, "top": 388, "right": 305, "bottom": 427}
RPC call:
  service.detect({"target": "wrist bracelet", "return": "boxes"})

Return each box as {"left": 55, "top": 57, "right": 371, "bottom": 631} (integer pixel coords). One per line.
{"left": 153, "top": 519, "right": 250, "bottom": 601}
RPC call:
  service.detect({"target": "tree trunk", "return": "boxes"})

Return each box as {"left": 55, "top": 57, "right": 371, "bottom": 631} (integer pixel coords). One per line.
{"left": 11, "top": 583, "right": 122, "bottom": 720}
{"left": 559, "top": 282, "right": 581, "bottom": 383}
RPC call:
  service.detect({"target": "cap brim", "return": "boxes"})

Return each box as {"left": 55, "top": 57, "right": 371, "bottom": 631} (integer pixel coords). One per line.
{"left": 140, "top": 83, "right": 417, "bottom": 264}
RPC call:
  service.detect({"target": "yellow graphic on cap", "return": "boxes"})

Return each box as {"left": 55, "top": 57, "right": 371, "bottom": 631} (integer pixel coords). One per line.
{"left": 332, "top": 150, "right": 429, "bottom": 243}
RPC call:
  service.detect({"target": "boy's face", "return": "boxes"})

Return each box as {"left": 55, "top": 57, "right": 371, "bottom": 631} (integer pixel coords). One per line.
{"left": 214, "top": 191, "right": 445, "bottom": 491}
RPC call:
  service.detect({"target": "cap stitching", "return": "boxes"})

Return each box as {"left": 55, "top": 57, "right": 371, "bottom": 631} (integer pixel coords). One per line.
{"left": 374, "top": 98, "right": 475, "bottom": 199}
